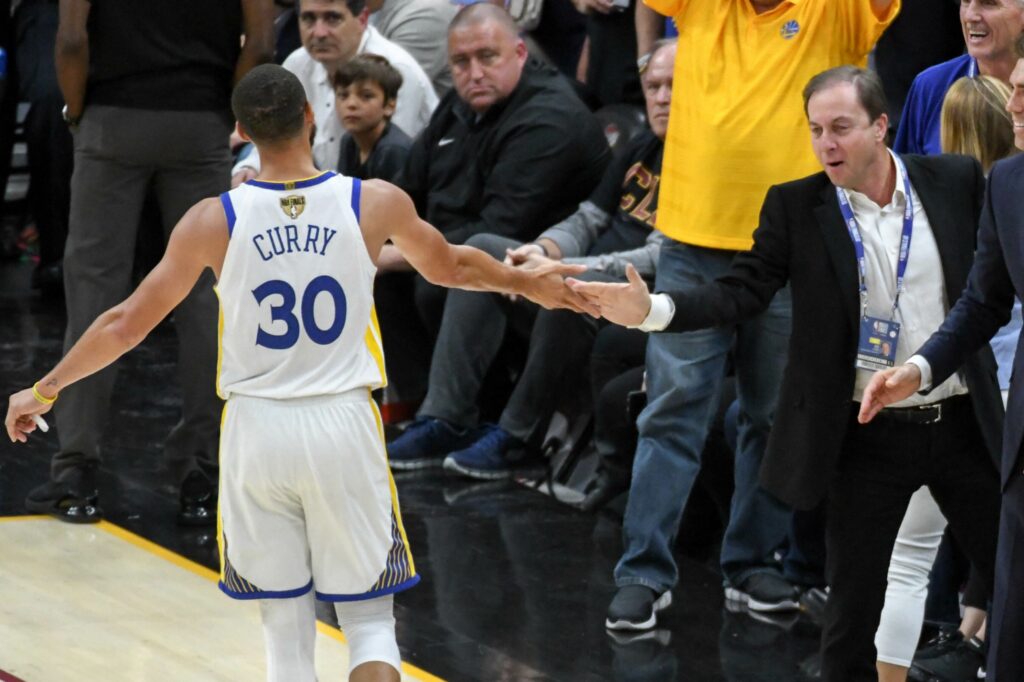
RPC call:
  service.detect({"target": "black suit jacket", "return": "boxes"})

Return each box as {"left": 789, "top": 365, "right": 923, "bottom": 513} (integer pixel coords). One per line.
{"left": 664, "top": 153, "right": 1003, "bottom": 510}
{"left": 918, "top": 153, "right": 1024, "bottom": 488}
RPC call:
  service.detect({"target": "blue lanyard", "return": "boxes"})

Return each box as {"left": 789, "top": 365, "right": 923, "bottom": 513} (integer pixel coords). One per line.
{"left": 835, "top": 154, "right": 914, "bottom": 320}
{"left": 968, "top": 57, "right": 978, "bottom": 77}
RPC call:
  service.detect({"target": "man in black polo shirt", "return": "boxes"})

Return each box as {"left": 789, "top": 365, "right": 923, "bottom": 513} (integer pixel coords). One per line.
{"left": 27, "top": 0, "right": 274, "bottom": 524}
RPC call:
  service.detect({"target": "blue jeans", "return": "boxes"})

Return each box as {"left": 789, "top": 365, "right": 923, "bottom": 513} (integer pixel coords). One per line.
{"left": 615, "top": 240, "right": 794, "bottom": 592}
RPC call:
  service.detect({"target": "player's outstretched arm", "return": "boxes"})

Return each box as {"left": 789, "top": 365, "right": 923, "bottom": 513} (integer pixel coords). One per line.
{"left": 359, "top": 180, "right": 598, "bottom": 314}
{"left": 5, "top": 199, "right": 227, "bottom": 443}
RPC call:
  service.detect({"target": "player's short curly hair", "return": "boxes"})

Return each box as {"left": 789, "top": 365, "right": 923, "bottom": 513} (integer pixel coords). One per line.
{"left": 232, "top": 64, "right": 308, "bottom": 144}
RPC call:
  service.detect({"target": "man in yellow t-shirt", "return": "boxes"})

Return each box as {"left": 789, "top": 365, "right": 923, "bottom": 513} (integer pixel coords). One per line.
{"left": 605, "top": 0, "right": 898, "bottom": 633}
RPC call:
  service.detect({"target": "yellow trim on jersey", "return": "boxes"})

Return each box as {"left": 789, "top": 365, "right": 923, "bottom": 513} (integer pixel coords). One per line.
{"left": 369, "top": 398, "right": 417, "bottom": 579}
{"left": 364, "top": 304, "right": 388, "bottom": 389}
{"left": 216, "top": 402, "right": 229, "bottom": 583}
{"left": 214, "top": 285, "right": 226, "bottom": 399}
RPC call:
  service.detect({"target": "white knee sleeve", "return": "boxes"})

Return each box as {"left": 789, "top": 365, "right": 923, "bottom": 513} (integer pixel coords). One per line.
{"left": 259, "top": 592, "right": 317, "bottom": 682}
{"left": 875, "top": 487, "right": 947, "bottom": 666}
{"left": 334, "top": 595, "right": 401, "bottom": 674}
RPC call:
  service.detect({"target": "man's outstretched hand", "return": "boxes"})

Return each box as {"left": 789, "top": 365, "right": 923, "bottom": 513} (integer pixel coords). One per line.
{"left": 858, "top": 363, "right": 922, "bottom": 423}
{"left": 521, "top": 261, "right": 600, "bottom": 316}
{"left": 566, "top": 263, "right": 652, "bottom": 328}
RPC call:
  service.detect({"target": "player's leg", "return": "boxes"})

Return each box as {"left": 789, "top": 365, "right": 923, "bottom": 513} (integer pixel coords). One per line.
{"left": 334, "top": 595, "right": 401, "bottom": 682}
{"left": 259, "top": 592, "right": 317, "bottom": 682}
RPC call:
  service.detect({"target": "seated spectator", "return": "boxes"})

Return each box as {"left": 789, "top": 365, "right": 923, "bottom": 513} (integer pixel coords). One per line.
{"left": 232, "top": 0, "right": 437, "bottom": 184}
{"left": 368, "top": 0, "right": 458, "bottom": 96}
{"left": 334, "top": 54, "right": 412, "bottom": 182}
{"left": 894, "top": 0, "right": 1024, "bottom": 154}
{"left": 384, "top": 39, "right": 673, "bottom": 478}
{"left": 375, "top": 3, "right": 610, "bottom": 406}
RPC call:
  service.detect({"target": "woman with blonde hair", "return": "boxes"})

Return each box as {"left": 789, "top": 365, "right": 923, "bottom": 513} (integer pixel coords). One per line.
{"left": 941, "top": 75, "right": 1018, "bottom": 173}
{"left": 876, "top": 74, "right": 1019, "bottom": 682}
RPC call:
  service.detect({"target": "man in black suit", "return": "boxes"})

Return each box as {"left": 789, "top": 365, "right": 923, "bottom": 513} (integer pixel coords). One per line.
{"left": 861, "top": 43, "right": 1024, "bottom": 682}
{"left": 569, "top": 65, "right": 1003, "bottom": 681}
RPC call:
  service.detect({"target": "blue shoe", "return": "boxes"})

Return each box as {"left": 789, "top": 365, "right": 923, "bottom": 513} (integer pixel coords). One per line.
{"left": 443, "top": 424, "right": 526, "bottom": 480}
{"left": 387, "top": 417, "right": 471, "bottom": 470}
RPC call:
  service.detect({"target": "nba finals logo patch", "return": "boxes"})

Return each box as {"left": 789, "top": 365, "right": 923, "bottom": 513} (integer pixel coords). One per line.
{"left": 780, "top": 20, "right": 799, "bottom": 40}
{"left": 280, "top": 195, "right": 306, "bottom": 219}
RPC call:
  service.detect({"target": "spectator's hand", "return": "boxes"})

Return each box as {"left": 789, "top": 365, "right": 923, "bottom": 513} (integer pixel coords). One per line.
{"left": 5, "top": 387, "right": 52, "bottom": 443}
{"left": 572, "top": 0, "right": 615, "bottom": 14}
{"left": 858, "top": 364, "right": 922, "bottom": 424}
{"left": 232, "top": 168, "right": 258, "bottom": 188}
{"left": 567, "top": 263, "right": 651, "bottom": 327}
{"left": 504, "top": 243, "right": 547, "bottom": 267}
{"left": 521, "top": 262, "right": 600, "bottom": 316}
{"left": 376, "top": 244, "right": 413, "bottom": 273}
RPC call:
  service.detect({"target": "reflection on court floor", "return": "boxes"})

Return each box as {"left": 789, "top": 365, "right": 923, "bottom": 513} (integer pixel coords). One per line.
{"left": 0, "top": 517, "right": 439, "bottom": 681}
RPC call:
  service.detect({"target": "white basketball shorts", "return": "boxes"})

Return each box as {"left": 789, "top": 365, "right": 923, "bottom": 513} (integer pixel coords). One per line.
{"left": 217, "top": 390, "right": 418, "bottom": 601}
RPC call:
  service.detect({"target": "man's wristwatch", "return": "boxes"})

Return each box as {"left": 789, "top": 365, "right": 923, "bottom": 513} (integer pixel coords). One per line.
{"left": 62, "top": 104, "right": 82, "bottom": 128}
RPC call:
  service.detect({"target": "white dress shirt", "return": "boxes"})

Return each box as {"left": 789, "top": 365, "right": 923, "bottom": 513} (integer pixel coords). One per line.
{"left": 639, "top": 151, "right": 967, "bottom": 407}
{"left": 233, "top": 26, "right": 438, "bottom": 176}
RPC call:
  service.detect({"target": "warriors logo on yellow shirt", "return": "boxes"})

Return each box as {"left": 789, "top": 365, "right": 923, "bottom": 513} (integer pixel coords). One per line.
{"left": 280, "top": 195, "right": 306, "bottom": 219}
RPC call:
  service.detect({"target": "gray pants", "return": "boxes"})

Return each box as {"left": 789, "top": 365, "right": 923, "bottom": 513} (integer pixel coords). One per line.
{"left": 418, "top": 234, "right": 607, "bottom": 445}
{"left": 53, "top": 106, "right": 230, "bottom": 483}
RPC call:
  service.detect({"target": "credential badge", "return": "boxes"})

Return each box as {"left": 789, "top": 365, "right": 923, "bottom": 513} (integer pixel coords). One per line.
{"left": 280, "top": 195, "right": 306, "bottom": 219}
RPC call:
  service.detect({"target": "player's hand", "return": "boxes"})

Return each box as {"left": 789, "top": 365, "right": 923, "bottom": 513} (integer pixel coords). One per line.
{"left": 5, "top": 388, "right": 53, "bottom": 443}
{"left": 231, "top": 167, "right": 258, "bottom": 188}
{"left": 858, "top": 363, "right": 922, "bottom": 423}
{"left": 567, "top": 263, "right": 652, "bottom": 327}
{"left": 521, "top": 262, "right": 600, "bottom": 316}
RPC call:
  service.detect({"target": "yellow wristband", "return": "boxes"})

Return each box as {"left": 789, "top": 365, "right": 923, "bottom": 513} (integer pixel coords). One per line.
{"left": 32, "top": 382, "right": 58, "bottom": 405}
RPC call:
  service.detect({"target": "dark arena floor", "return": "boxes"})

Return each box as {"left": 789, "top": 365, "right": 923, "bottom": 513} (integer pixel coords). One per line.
{"left": 0, "top": 260, "right": 823, "bottom": 681}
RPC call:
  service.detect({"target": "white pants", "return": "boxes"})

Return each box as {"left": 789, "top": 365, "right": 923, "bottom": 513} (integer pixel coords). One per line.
{"left": 874, "top": 486, "right": 947, "bottom": 667}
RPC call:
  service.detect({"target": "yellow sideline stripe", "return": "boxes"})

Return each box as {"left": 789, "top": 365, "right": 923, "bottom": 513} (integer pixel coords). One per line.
{"left": 0, "top": 514, "right": 49, "bottom": 522}
{"left": 93, "top": 518, "right": 443, "bottom": 681}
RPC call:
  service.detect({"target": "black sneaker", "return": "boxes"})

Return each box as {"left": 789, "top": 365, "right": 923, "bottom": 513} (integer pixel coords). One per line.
{"left": 605, "top": 585, "right": 672, "bottom": 631}
{"left": 25, "top": 463, "right": 102, "bottom": 524}
{"left": 387, "top": 417, "right": 472, "bottom": 471}
{"left": 178, "top": 470, "right": 217, "bottom": 527}
{"left": 909, "top": 632, "right": 986, "bottom": 682}
{"left": 724, "top": 573, "right": 800, "bottom": 612}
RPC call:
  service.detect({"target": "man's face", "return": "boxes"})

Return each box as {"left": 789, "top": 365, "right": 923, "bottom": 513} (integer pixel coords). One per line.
{"left": 335, "top": 79, "right": 394, "bottom": 134}
{"left": 448, "top": 20, "right": 528, "bottom": 114}
{"left": 807, "top": 82, "right": 888, "bottom": 191}
{"left": 1006, "top": 58, "right": 1024, "bottom": 149}
{"left": 642, "top": 46, "right": 675, "bottom": 140}
{"left": 960, "top": 0, "right": 1024, "bottom": 64}
{"left": 299, "top": 0, "right": 366, "bottom": 67}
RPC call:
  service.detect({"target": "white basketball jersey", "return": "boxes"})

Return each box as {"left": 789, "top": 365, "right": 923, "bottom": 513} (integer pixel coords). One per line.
{"left": 215, "top": 172, "right": 386, "bottom": 399}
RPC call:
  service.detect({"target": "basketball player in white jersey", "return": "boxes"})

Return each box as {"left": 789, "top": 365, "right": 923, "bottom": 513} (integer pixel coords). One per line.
{"left": 5, "top": 64, "right": 593, "bottom": 682}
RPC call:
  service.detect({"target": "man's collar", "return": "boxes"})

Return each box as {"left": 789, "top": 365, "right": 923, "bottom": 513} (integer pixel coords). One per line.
{"left": 845, "top": 149, "right": 908, "bottom": 212}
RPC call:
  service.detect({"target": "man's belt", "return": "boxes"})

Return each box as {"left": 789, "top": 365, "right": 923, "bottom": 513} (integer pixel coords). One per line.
{"left": 876, "top": 394, "right": 970, "bottom": 426}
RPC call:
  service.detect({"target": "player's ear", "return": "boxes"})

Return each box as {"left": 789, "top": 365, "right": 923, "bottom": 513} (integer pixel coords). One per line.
{"left": 235, "top": 121, "right": 252, "bottom": 143}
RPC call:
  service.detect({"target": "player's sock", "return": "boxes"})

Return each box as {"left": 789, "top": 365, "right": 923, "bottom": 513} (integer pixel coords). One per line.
{"left": 334, "top": 594, "right": 401, "bottom": 674}
{"left": 259, "top": 592, "right": 317, "bottom": 682}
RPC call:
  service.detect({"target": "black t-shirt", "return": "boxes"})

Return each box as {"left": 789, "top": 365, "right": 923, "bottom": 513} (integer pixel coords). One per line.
{"left": 86, "top": 0, "right": 242, "bottom": 115}
{"left": 587, "top": 128, "right": 662, "bottom": 256}
{"left": 585, "top": 0, "right": 642, "bottom": 108}
{"left": 337, "top": 122, "right": 412, "bottom": 183}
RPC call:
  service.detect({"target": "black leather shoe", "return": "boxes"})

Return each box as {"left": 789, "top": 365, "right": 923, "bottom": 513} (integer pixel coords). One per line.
{"left": 25, "top": 464, "right": 102, "bottom": 524}
{"left": 178, "top": 470, "right": 217, "bottom": 526}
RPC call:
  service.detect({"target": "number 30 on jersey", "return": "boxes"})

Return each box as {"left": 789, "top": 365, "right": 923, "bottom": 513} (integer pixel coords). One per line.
{"left": 252, "top": 275, "right": 347, "bottom": 349}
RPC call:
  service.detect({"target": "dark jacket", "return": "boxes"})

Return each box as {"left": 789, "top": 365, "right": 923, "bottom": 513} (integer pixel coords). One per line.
{"left": 337, "top": 122, "right": 412, "bottom": 183}
{"left": 919, "top": 152, "right": 1024, "bottom": 488}
{"left": 662, "top": 153, "right": 1003, "bottom": 509}
{"left": 398, "top": 59, "right": 610, "bottom": 245}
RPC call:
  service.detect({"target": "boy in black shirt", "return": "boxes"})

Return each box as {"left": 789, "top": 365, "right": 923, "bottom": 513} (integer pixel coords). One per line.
{"left": 334, "top": 54, "right": 411, "bottom": 182}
